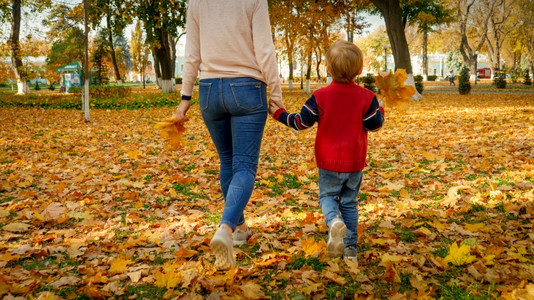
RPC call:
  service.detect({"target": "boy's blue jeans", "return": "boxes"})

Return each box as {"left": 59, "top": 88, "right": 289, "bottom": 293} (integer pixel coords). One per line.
{"left": 318, "top": 168, "right": 362, "bottom": 248}
{"left": 199, "top": 77, "right": 267, "bottom": 231}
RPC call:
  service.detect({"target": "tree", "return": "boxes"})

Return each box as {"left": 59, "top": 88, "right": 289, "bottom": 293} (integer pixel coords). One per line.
{"left": 370, "top": 0, "right": 422, "bottom": 100}
{"left": 131, "top": 20, "right": 149, "bottom": 88}
{"left": 92, "top": 30, "right": 110, "bottom": 85}
{"left": 3, "top": 0, "right": 51, "bottom": 94}
{"left": 403, "top": 0, "right": 453, "bottom": 79}
{"left": 339, "top": 0, "right": 369, "bottom": 43}
{"left": 456, "top": 0, "right": 497, "bottom": 78}
{"left": 300, "top": 0, "right": 343, "bottom": 92}
{"left": 270, "top": 0, "right": 306, "bottom": 90}
{"left": 92, "top": 0, "right": 132, "bottom": 86}
{"left": 134, "top": 0, "right": 187, "bottom": 93}
{"left": 518, "top": 0, "right": 534, "bottom": 76}
{"left": 485, "top": 0, "right": 519, "bottom": 72}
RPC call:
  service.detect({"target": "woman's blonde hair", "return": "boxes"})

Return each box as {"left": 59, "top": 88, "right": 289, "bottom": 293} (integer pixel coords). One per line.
{"left": 325, "top": 40, "right": 363, "bottom": 83}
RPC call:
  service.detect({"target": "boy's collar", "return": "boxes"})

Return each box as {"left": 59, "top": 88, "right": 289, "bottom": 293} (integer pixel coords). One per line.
{"left": 331, "top": 80, "right": 357, "bottom": 86}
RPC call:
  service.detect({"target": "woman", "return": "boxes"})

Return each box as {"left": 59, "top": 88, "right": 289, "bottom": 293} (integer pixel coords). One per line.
{"left": 175, "top": 0, "right": 284, "bottom": 270}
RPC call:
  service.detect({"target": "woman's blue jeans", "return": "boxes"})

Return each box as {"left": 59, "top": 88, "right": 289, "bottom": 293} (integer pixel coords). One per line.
{"left": 199, "top": 77, "right": 268, "bottom": 231}
{"left": 318, "top": 168, "right": 362, "bottom": 248}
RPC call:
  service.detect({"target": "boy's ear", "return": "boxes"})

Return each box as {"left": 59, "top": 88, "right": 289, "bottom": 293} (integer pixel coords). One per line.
{"left": 358, "top": 66, "right": 363, "bottom": 75}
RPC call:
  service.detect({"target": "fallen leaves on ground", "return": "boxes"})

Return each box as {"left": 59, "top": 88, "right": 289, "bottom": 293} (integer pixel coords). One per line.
{"left": 0, "top": 90, "right": 533, "bottom": 299}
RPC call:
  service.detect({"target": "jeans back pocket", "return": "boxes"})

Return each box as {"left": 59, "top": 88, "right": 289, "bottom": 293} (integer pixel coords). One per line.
{"left": 198, "top": 82, "right": 212, "bottom": 111}
{"left": 230, "top": 82, "right": 264, "bottom": 111}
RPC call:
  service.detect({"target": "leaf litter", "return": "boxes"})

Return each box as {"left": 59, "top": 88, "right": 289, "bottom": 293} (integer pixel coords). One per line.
{"left": 0, "top": 91, "right": 533, "bottom": 299}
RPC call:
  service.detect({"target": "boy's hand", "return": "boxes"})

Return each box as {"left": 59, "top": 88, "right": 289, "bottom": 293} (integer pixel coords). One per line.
{"left": 378, "top": 98, "right": 385, "bottom": 108}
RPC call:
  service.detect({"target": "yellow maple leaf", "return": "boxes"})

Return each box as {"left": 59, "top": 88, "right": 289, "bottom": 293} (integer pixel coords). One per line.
{"left": 239, "top": 282, "right": 265, "bottom": 299}
{"left": 302, "top": 237, "right": 324, "bottom": 256}
{"left": 108, "top": 257, "right": 133, "bottom": 274}
{"left": 154, "top": 270, "right": 182, "bottom": 289}
{"left": 301, "top": 283, "right": 323, "bottom": 296}
{"left": 374, "top": 69, "right": 416, "bottom": 109}
{"left": 444, "top": 242, "right": 476, "bottom": 266}
{"left": 154, "top": 116, "right": 186, "bottom": 150}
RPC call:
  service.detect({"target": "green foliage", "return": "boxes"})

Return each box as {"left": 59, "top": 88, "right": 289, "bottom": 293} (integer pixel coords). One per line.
{"left": 0, "top": 92, "right": 181, "bottom": 110}
{"left": 493, "top": 71, "right": 507, "bottom": 89}
{"left": 446, "top": 52, "right": 462, "bottom": 73}
{"left": 458, "top": 66, "right": 471, "bottom": 95}
{"left": 427, "top": 75, "right": 438, "bottom": 81}
{"left": 414, "top": 75, "right": 424, "bottom": 94}
{"left": 361, "top": 73, "right": 376, "bottom": 92}
{"left": 68, "top": 85, "right": 131, "bottom": 98}
{"left": 524, "top": 69, "right": 532, "bottom": 85}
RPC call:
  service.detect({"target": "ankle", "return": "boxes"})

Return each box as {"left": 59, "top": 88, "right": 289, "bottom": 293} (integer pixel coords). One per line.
{"left": 236, "top": 223, "right": 248, "bottom": 232}
{"left": 219, "top": 224, "right": 233, "bottom": 235}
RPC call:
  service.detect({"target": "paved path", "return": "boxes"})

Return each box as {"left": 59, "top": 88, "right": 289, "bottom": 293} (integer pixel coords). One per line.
{"left": 424, "top": 88, "right": 534, "bottom": 94}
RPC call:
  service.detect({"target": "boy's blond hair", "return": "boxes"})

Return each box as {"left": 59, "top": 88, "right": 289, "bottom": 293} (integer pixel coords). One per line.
{"left": 326, "top": 40, "right": 363, "bottom": 83}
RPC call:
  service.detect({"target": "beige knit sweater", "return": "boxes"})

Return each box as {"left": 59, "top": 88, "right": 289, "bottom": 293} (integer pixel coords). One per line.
{"left": 181, "top": 0, "right": 282, "bottom": 102}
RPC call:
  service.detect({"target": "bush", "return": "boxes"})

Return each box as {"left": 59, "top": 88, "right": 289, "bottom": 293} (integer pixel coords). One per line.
{"left": 427, "top": 75, "right": 438, "bottom": 81}
{"left": 175, "top": 77, "right": 183, "bottom": 84}
{"left": 0, "top": 92, "right": 183, "bottom": 110}
{"left": 360, "top": 73, "right": 376, "bottom": 93}
{"left": 524, "top": 69, "right": 532, "bottom": 85}
{"left": 34, "top": 82, "right": 41, "bottom": 91}
{"left": 48, "top": 84, "right": 55, "bottom": 91}
{"left": 458, "top": 66, "right": 471, "bottom": 95}
{"left": 414, "top": 75, "right": 424, "bottom": 94}
{"left": 493, "top": 70, "right": 507, "bottom": 89}
{"left": 68, "top": 85, "right": 132, "bottom": 98}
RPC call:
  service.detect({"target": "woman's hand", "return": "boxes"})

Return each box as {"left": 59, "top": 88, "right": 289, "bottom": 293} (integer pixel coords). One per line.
{"left": 175, "top": 101, "right": 191, "bottom": 122}
{"left": 269, "top": 99, "right": 284, "bottom": 116}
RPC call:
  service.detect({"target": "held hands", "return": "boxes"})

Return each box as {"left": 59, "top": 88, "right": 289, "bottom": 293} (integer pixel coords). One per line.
{"left": 175, "top": 100, "right": 191, "bottom": 123}
{"left": 269, "top": 99, "right": 284, "bottom": 116}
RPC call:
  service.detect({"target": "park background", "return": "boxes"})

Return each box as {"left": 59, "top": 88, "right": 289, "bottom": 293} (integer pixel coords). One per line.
{"left": 1, "top": 0, "right": 534, "bottom": 299}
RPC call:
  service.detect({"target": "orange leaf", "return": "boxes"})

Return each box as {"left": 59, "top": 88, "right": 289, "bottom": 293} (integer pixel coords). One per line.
{"left": 302, "top": 237, "right": 325, "bottom": 256}
{"left": 154, "top": 116, "right": 186, "bottom": 150}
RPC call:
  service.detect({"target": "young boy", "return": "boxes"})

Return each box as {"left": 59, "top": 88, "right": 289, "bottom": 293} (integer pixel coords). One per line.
{"left": 270, "top": 40, "right": 384, "bottom": 259}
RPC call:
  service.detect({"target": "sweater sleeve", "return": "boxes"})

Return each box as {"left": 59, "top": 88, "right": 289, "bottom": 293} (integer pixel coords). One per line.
{"left": 363, "top": 96, "right": 385, "bottom": 131}
{"left": 273, "top": 95, "right": 319, "bottom": 130}
{"left": 181, "top": 0, "right": 200, "bottom": 97}
{"left": 252, "top": 0, "right": 282, "bottom": 101}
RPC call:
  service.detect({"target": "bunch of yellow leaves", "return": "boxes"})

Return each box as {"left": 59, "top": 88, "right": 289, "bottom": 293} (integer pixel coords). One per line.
{"left": 374, "top": 69, "right": 416, "bottom": 109}
{"left": 154, "top": 117, "right": 186, "bottom": 150}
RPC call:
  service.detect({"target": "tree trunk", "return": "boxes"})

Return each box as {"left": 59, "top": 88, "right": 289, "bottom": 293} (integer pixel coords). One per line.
{"left": 371, "top": 0, "right": 421, "bottom": 100}
{"left": 9, "top": 0, "right": 29, "bottom": 94}
{"left": 83, "top": 0, "right": 90, "bottom": 122}
{"left": 305, "top": 52, "right": 312, "bottom": 93}
{"left": 107, "top": 14, "right": 122, "bottom": 86}
{"left": 155, "top": 27, "right": 175, "bottom": 93}
{"left": 422, "top": 30, "right": 428, "bottom": 78}
{"left": 288, "top": 52, "right": 294, "bottom": 90}
{"left": 315, "top": 52, "right": 322, "bottom": 89}
{"left": 152, "top": 49, "right": 161, "bottom": 88}
{"left": 169, "top": 35, "right": 177, "bottom": 84}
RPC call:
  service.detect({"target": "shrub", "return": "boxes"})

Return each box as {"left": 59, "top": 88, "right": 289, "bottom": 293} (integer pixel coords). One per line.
{"left": 360, "top": 73, "right": 376, "bottom": 93}
{"left": 524, "top": 69, "right": 532, "bottom": 85}
{"left": 175, "top": 77, "right": 183, "bottom": 84}
{"left": 493, "top": 70, "right": 507, "bottom": 89}
{"left": 458, "top": 66, "right": 471, "bottom": 95}
{"left": 427, "top": 75, "right": 438, "bottom": 81}
{"left": 34, "top": 82, "right": 41, "bottom": 91}
{"left": 68, "top": 85, "right": 132, "bottom": 98}
{"left": 48, "top": 84, "right": 55, "bottom": 91}
{"left": 0, "top": 92, "right": 182, "bottom": 110}
{"left": 414, "top": 75, "right": 424, "bottom": 94}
